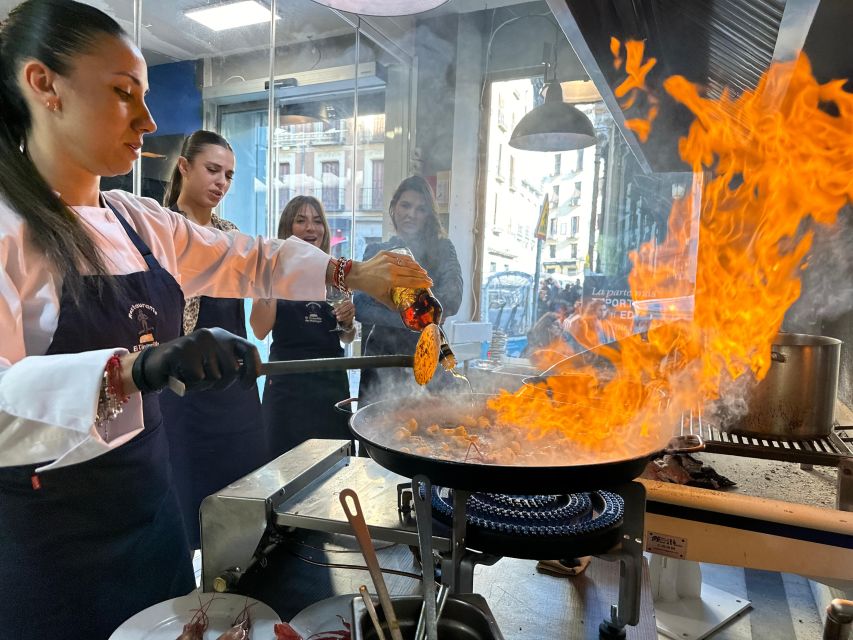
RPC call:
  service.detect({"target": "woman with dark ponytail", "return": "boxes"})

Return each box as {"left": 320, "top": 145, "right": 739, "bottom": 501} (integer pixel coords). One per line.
{"left": 158, "top": 129, "right": 265, "bottom": 551}
{"left": 0, "top": 2, "right": 431, "bottom": 638}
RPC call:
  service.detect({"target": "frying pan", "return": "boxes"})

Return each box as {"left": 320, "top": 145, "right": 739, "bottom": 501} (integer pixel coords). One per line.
{"left": 349, "top": 393, "right": 700, "bottom": 494}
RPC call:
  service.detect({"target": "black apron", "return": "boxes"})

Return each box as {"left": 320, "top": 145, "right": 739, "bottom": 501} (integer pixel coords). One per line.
{"left": 0, "top": 201, "right": 194, "bottom": 640}
{"left": 159, "top": 294, "right": 265, "bottom": 549}
{"left": 262, "top": 300, "right": 350, "bottom": 457}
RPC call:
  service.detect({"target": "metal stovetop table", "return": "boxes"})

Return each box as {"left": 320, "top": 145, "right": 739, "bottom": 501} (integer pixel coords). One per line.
{"left": 270, "top": 450, "right": 657, "bottom": 640}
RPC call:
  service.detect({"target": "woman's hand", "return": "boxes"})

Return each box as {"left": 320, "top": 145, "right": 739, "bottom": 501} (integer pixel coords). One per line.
{"left": 346, "top": 251, "right": 433, "bottom": 309}
{"left": 131, "top": 328, "right": 261, "bottom": 394}
{"left": 333, "top": 299, "right": 356, "bottom": 328}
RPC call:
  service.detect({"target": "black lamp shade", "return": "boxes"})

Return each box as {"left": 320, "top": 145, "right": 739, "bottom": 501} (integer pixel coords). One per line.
{"left": 509, "top": 83, "right": 596, "bottom": 152}
{"left": 279, "top": 103, "right": 328, "bottom": 125}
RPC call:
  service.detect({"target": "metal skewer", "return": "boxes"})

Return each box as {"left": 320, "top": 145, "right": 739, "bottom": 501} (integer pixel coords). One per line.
{"left": 340, "top": 489, "right": 404, "bottom": 640}
{"left": 359, "top": 585, "right": 387, "bottom": 640}
{"left": 414, "top": 584, "right": 449, "bottom": 640}
{"left": 412, "top": 475, "right": 438, "bottom": 640}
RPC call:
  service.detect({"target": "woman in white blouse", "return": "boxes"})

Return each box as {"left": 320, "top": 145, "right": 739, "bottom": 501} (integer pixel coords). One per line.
{"left": 0, "top": 2, "right": 431, "bottom": 638}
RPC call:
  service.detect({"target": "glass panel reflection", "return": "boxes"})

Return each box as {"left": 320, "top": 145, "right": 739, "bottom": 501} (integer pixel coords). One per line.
{"left": 270, "top": 90, "right": 387, "bottom": 262}
{"left": 135, "top": 0, "right": 277, "bottom": 375}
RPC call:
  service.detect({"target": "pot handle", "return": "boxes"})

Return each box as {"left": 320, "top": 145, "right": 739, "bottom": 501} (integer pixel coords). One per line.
{"left": 771, "top": 351, "right": 787, "bottom": 363}
{"left": 334, "top": 397, "right": 359, "bottom": 415}
{"left": 665, "top": 434, "right": 704, "bottom": 454}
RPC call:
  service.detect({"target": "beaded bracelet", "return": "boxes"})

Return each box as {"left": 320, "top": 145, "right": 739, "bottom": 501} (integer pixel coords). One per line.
{"left": 333, "top": 257, "right": 353, "bottom": 295}
{"left": 106, "top": 354, "right": 126, "bottom": 400}
{"left": 95, "top": 355, "right": 129, "bottom": 442}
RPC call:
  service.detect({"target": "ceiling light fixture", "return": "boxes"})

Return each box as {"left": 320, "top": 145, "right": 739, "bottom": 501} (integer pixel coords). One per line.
{"left": 560, "top": 79, "right": 601, "bottom": 104}
{"left": 279, "top": 102, "right": 330, "bottom": 126}
{"left": 509, "top": 82, "right": 596, "bottom": 152}
{"left": 185, "top": 1, "right": 278, "bottom": 32}
{"left": 308, "top": 0, "right": 449, "bottom": 17}
{"left": 509, "top": 37, "right": 597, "bottom": 153}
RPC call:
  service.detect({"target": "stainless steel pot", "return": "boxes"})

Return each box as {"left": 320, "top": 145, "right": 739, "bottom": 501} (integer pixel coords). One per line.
{"left": 733, "top": 332, "right": 842, "bottom": 440}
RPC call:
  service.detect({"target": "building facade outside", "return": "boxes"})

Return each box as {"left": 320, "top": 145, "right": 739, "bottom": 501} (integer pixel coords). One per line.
{"left": 481, "top": 79, "right": 606, "bottom": 286}
{"left": 272, "top": 112, "right": 387, "bottom": 262}
{"left": 482, "top": 79, "right": 547, "bottom": 277}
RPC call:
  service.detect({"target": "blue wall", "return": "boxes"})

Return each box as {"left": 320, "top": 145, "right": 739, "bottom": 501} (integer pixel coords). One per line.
{"left": 147, "top": 60, "right": 202, "bottom": 136}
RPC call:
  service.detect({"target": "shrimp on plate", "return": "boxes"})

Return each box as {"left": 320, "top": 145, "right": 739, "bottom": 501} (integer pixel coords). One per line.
{"left": 175, "top": 594, "right": 217, "bottom": 640}
{"left": 215, "top": 599, "right": 255, "bottom": 639}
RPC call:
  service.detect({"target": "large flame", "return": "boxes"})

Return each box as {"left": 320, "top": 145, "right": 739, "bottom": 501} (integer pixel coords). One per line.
{"left": 613, "top": 38, "right": 660, "bottom": 142}
{"left": 488, "top": 44, "right": 853, "bottom": 461}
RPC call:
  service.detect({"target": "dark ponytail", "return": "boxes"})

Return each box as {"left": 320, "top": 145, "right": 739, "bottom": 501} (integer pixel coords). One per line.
{"left": 163, "top": 130, "right": 233, "bottom": 209}
{"left": 0, "top": 0, "right": 127, "bottom": 303}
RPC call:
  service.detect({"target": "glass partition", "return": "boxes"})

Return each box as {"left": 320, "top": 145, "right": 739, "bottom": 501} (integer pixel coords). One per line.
{"left": 103, "top": 0, "right": 418, "bottom": 374}
{"left": 137, "top": 0, "right": 278, "bottom": 367}
{"left": 138, "top": 0, "right": 280, "bottom": 226}
{"left": 352, "top": 33, "right": 414, "bottom": 265}
{"left": 267, "top": 7, "right": 358, "bottom": 260}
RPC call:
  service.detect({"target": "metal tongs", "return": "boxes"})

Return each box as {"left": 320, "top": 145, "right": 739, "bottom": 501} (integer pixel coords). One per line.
{"left": 521, "top": 344, "right": 613, "bottom": 389}
{"left": 524, "top": 327, "right": 668, "bottom": 387}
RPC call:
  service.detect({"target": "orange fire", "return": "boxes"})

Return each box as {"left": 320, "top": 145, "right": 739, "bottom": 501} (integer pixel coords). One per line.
{"left": 613, "top": 39, "right": 660, "bottom": 142}
{"left": 488, "top": 46, "right": 853, "bottom": 459}
{"left": 610, "top": 37, "right": 623, "bottom": 70}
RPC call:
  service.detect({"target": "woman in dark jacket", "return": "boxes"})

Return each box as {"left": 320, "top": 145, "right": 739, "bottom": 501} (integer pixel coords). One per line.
{"left": 157, "top": 130, "right": 266, "bottom": 550}
{"left": 355, "top": 176, "right": 463, "bottom": 405}
{"left": 250, "top": 196, "right": 356, "bottom": 457}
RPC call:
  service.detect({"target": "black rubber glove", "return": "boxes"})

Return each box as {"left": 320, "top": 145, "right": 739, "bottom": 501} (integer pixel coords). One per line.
{"left": 132, "top": 327, "right": 261, "bottom": 394}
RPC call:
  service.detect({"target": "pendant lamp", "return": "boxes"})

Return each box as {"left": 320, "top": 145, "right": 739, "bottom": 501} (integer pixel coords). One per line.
{"left": 279, "top": 102, "right": 329, "bottom": 125}
{"left": 509, "top": 82, "right": 596, "bottom": 152}
{"left": 560, "top": 79, "right": 601, "bottom": 104}
{"left": 308, "top": 0, "right": 449, "bottom": 17}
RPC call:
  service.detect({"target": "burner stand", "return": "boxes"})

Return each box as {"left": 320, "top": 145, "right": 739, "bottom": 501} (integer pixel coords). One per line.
{"left": 401, "top": 479, "right": 647, "bottom": 639}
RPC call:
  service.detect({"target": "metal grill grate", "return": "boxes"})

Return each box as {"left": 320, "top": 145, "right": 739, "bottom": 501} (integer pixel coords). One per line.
{"left": 678, "top": 410, "right": 853, "bottom": 467}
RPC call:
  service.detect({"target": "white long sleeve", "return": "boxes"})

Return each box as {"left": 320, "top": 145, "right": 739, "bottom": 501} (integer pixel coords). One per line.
{"left": 102, "top": 190, "right": 329, "bottom": 302}
{"left": 0, "top": 349, "right": 144, "bottom": 471}
{"left": 0, "top": 190, "right": 330, "bottom": 469}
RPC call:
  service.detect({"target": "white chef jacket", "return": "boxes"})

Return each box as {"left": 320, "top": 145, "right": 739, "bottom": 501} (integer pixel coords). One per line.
{"left": 0, "top": 189, "right": 329, "bottom": 471}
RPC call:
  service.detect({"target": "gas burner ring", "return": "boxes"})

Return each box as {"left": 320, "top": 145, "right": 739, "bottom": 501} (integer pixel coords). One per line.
{"left": 423, "top": 486, "right": 624, "bottom": 538}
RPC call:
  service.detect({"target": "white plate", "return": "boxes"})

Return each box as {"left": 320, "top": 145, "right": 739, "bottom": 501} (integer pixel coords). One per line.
{"left": 109, "top": 590, "right": 281, "bottom": 639}
{"left": 288, "top": 594, "right": 354, "bottom": 638}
